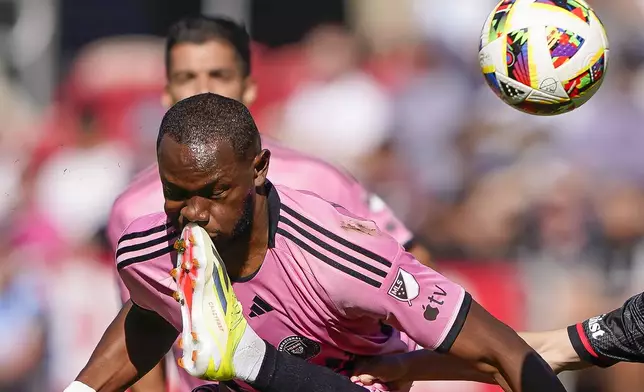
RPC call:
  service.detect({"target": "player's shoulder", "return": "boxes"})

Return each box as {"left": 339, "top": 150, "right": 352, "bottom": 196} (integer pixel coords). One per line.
{"left": 275, "top": 185, "right": 402, "bottom": 265}
{"left": 115, "top": 211, "right": 177, "bottom": 271}
{"left": 111, "top": 164, "right": 163, "bottom": 218}
{"left": 113, "top": 164, "right": 162, "bottom": 205}
{"left": 264, "top": 137, "right": 358, "bottom": 186}
{"left": 107, "top": 164, "right": 164, "bottom": 247}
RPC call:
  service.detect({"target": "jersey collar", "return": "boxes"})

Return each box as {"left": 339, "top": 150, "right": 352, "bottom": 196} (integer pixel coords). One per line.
{"left": 266, "top": 180, "right": 280, "bottom": 249}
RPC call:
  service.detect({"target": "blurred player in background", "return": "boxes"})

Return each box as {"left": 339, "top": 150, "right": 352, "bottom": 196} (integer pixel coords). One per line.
{"left": 78, "top": 93, "right": 568, "bottom": 392}
{"left": 107, "top": 15, "right": 433, "bottom": 392}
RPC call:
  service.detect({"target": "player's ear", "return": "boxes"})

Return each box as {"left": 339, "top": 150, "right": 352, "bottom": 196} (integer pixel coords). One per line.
{"left": 161, "top": 86, "right": 174, "bottom": 109}
{"left": 242, "top": 77, "right": 258, "bottom": 107}
{"left": 253, "top": 149, "right": 270, "bottom": 187}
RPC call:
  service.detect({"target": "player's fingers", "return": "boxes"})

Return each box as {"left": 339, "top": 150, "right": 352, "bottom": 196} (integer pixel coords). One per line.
{"left": 353, "top": 358, "right": 398, "bottom": 382}
{"left": 351, "top": 374, "right": 378, "bottom": 385}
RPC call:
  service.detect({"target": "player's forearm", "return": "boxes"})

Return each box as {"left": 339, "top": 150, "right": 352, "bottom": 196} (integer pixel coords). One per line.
{"left": 390, "top": 350, "right": 499, "bottom": 384}
{"left": 76, "top": 301, "right": 178, "bottom": 392}
{"left": 129, "top": 360, "right": 167, "bottom": 392}
{"left": 490, "top": 343, "right": 566, "bottom": 392}
{"left": 76, "top": 302, "right": 140, "bottom": 391}
{"left": 520, "top": 329, "right": 589, "bottom": 373}
{"left": 449, "top": 301, "right": 566, "bottom": 392}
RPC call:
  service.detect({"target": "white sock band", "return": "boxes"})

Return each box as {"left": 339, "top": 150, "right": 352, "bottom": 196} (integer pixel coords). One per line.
{"left": 233, "top": 325, "right": 267, "bottom": 383}
{"left": 63, "top": 381, "right": 96, "bottom": 392}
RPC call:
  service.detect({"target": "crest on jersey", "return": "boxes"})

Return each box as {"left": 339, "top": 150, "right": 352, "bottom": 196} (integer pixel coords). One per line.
{"left": 388, "top": 268, "right": 420, "bottom": 306}
{"left": 278, "top": 336, "right": 321, "bottom": 360}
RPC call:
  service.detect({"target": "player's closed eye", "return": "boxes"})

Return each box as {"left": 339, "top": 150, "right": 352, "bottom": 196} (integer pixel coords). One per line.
{"left": 164, "top": 185, "right": 188, "bottom": 202}
{"left": 172, "top": 72, "right": 195, "bottom": 84}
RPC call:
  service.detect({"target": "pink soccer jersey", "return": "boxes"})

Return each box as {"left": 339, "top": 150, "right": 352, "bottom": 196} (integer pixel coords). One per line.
{"left": 116, "top": 184, "right": 470, "bottom": 392}
{"left": 107, "top": 138, "right": 414, "bottom": 391}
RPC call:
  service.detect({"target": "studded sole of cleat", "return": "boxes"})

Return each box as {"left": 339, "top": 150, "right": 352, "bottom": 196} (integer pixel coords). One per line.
{"left": 176, "top": 224, "right": 227, "bottom": 379}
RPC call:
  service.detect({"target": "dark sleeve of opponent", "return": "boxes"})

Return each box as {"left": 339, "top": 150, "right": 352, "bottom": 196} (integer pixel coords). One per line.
{"left": 567, "top": 291, "right": 644, "bottom": 367}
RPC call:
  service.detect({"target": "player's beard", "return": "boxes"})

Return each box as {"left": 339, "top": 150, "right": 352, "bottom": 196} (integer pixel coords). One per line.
{"left": 213, "top": 192, "right": 254, "bottom": 249}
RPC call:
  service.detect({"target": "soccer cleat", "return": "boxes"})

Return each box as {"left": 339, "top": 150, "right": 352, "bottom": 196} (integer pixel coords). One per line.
{"left": 174, "top": 223, "right": 247, "bottom": 381}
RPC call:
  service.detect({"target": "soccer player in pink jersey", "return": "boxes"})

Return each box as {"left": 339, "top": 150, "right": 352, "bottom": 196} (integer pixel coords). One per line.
{"left": 107, "top": 16, "right": 430, "bottom": 392}
{"left": 72, "top": 93, "right": 569, "bottom": 392}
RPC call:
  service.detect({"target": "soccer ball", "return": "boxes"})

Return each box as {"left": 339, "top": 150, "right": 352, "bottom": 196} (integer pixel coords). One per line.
{"left": 479, "top": 0, "right": 609, "bottom": 115}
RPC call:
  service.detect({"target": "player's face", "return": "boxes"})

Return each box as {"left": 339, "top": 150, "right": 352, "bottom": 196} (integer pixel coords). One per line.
{"left": 163, "top": 40, "right": 257, "bottom": 107}
{"left": 158, "top": 137, "right": 264, "bottom": 247}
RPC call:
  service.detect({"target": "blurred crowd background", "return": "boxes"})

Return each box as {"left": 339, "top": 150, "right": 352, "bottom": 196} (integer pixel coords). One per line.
{"left": 2, "top": 0, "right": 644, "bottom": 391}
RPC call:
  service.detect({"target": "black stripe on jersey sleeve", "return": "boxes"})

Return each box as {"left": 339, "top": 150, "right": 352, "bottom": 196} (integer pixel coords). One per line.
{"left": 118, "top": 222, "right": 172, "bottom": 244}
{"left": 280, "top": 215, "right": 388, "bottom": 278}
{"left": 277, "top": 228, "right": 382, "bottom": 288}
{"left": 281, "top": 204, "right": 392, "bottom": 268}
{"left": 116, "top": 231, "right": 178, "bottom": 259}
{"left": 435, "top": 292, "right": 473, "bottom": 353}
{"left": 117, "top": 244, "right": 174, "bottom": 271}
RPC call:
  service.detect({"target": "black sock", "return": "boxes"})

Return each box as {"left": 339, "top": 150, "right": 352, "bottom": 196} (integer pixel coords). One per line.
{"left": 250, "top": 342, "right": 366, "bottom": 392}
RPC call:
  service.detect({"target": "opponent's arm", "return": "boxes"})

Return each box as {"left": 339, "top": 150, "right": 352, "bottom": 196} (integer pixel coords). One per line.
{"left": 519, "top": 329, "right": 589, "bottom": 373}
{"left": 73, "top": 300, "right": 178, "bottom": 392}
{"left": 562, "top": 291, "right": 644, "bottom": 368}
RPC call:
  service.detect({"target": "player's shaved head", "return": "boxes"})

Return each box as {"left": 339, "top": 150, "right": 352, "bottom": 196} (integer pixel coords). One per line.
{"left": 157, "top": 92, "right": 261, "bottom": 165}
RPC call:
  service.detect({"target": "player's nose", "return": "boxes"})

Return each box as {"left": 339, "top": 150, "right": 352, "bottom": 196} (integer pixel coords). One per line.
{"left": 180, "top": 197, "right": 210, "bottom": 227}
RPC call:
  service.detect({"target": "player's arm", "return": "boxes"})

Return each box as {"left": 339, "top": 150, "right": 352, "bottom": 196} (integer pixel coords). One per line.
{"left": 337, "top": 246, "right": 566, "bottom": 392}
{"left": 518, "top": 329, "right": 588, "bottom": 373}
{"left": 442, "top": 299, "right": 564, "bottom": 392}
{"left": 107, "top": 208, "right": 170, "bottom": 392}
{"left": 353, "top": 347, "right": 505, "bottom": 389}
{"left": 128, "top": 355, "right": 168, "bottom": 392}
{"left": 70, "top": 300, "right": 178, "bottom": 392}
{"left": 544, "top": 291, "right": 644, "bottom": 370}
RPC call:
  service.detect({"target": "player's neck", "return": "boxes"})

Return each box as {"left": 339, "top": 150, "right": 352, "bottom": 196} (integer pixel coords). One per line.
{"left": 220, "top": 192, "right": 269, "bottom": 280}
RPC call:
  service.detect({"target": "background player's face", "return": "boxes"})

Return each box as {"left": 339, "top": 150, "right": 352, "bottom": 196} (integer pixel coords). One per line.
{"left": 158, "top": 136, "right": 260, "bottom": 246}
{"left": 163, "top": 40, "right": 257, "bottom": 107}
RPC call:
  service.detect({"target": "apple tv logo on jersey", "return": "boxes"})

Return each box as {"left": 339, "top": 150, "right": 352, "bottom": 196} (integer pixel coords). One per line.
{"left": 422, "top": 304, "right": 440, "bottom": 321}
{"left": 422, "top": 285, "right": 447, "bottom": 321}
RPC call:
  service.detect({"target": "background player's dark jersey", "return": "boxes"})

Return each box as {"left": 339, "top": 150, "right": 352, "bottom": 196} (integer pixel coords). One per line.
{"left": 568, "top": 292, "right": 644, "bottom": 367}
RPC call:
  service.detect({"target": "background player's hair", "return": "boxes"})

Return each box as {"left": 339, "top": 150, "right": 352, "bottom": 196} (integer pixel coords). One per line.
{"left": 157, "top": 93, "right": 261, "bottom": 162}
{"left": 166, "top": 16, "right": 251, "bottom": 77}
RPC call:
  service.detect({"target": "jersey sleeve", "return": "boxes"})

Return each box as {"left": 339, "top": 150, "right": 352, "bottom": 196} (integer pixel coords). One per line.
{"left": 115, "top": 215, "right": 181, "bottom": 331}
{"left": 107, "top": 197, "right": 133, "bottom": 304}
{"left": 567, "top": 291, "right": 644, "bottom": 367}
{"left": 329, "top": 247, "right": 471, "bottom": 353}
